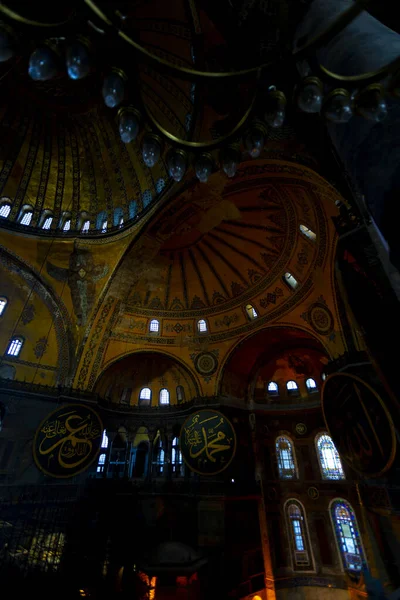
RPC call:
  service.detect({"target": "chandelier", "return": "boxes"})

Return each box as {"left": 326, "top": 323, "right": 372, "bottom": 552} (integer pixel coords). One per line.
{"left": 0, "top": 0, "right": 399, "bottom": 184}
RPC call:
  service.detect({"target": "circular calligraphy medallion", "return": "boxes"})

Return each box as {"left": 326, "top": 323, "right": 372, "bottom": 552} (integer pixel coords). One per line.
{"left": 295, "top": 423, "right": 307, "bottom": 435}
{"left": 180, "top": 409, "right": 236, "bottom": 475}
{"left": 322, "top": 373, "right": 396, "bottom": 477}
{"left": 33, "top": 404, "right": 103, "bottom": 478}
{"left": 309, "top": 303, "right": 334, "bottom": 336}
{"left": 307, "top": 486, "right": 319, "bottom": 500}
{"left": 194, "top": 352, "right": 218, "bottom": 376}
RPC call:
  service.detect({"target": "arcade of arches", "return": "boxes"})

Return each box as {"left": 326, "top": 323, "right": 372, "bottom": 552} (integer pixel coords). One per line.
{"left": 1, "top": 3, "right": 400, "bottom": 600}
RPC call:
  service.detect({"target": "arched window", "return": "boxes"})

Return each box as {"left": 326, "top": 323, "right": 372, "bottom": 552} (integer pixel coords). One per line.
{"left": 331, "top": 500, "right": 365, "bottom": 572}
{"left": 142, "top": 190, "right": 153, "bottom": 208}
{"left": 172, "top": 436, "right": 183, "bottom": 474}
{"left": 316, "top": 433, "right": 345, "bottom": 480}
{"left": 246, "top": 304, "right": 258, "bottom": 320}
{"left": 42, "top": 213, "right": 53, "bottom": 230}
{"left": 276, "top": 436, "right": 298, "bottom": 479}
{"left": 0, "top": 297, "right": 8, "bottom": 316}
{"left": 81, "top": 219, "right": 90, "bottom": 233}
{"left": 101, "top": 429, "right": 109, "bottom": 449}
{"left": 6, "top": 337, "right": 23, "bottom": 357}
{"left": 286, "top": 380, "right": 299, "bottom": 394}
{"left": 286, "top": 501, "right": 312, "bottom": 568}
{"left": 19, "top": 208, "right": 33, "bottom": 226}
{"left": 176, "top": 385, "right": 185, "bottom": 403}
{"left": 97, "top": 453, "right": 106, "bottom": 473}
{"left": 113, "top": 207, "right": 124, "bottom": 227}
{"left": 159, "top": 388, "right": 170, "bottom": 405}
{"left": 129, "top": 200, "right": 138, "bottom": 219}
{"left": 283, "top": 272, "right": 298, "bottom": 289}
{"left": 63, "top": 218, "right": 71, "bottom": 231}
{"left": 197, "top": 319, "right": 208, "bottom": 333}
{"left": 267, "top": 381, "right": 279, "bottom": 396}
{"left": 0, "top": 201, "right": 11, "bottom": 219}
{"left": 139, "top": 387, "right": 152, "bottom": 405}
{"left": 299, "top": 224, "right": 316, "bottom": 242}
{"left": 149, "top": 319, "right": 160, "bottom": 333}
{"left": 153, "top": 434, "right": 165, "bottom": 475}
{"left": 155, "top": 178, "right": 166, "bottom": 194}
{"left": 101, "top": 219, "right": 108, "bottom": 233}
{"left": 305, "top": 378, "right": 318, "bottom": 392}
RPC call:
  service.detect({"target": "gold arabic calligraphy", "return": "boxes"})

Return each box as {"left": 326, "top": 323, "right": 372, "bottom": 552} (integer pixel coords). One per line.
{"left": 185, "top": 414, "right": 233, "bottom": 465}
{"left": 38, "top": 410, "right": 101, "bottom": 470}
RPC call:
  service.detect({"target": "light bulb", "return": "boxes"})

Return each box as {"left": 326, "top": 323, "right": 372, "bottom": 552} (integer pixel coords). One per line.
{"left": 66, "top": 40, "right": 90, "bottom": 80}
{"left": 323, "top": 89, "right": 353, "bottom": 123}
{"left": 118, "top": 110, "right": 140, "bottom": 144}
{"left": 297, "top": 77, "right": 323, "bottom": 114}
{"left": 102, "top": 71, "right": 125, "bottom": 108}
{"left": 195, "top": 154, "right": 213, "bottom": 183}
{"left": 222, "top": 148, "right": 240, "bottom": 178}
{"left": 28, "top": 46, "right": 58, "bottom": 81}
{"left": 142, "top": 135, "right": 161, "bottom": 167}
{"left": 244, "top": 127, "right": 265, "bottom": 158}
{"left": 264, "top": 91, "right": 286, "bottom": 128}
{"left": 167, "top": 149, "right": 187, "bottom": 182}
{"left": 0, "top": 27, "right": 14, "bottom": 63}
{"left": 356, "top": 85, "right": 387, "bottom": 122}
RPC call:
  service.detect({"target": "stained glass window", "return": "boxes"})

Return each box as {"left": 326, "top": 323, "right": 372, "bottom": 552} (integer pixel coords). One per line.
{"left": 159, "top": 388, "right": 170, "bottom": 405}
{"left": 197, "top": 319, "right": 207, "bottom": 333}
{"left": 172, "top": 436, "right": 183, "bottom": 474}
{"left": 246, "top": 304, "right": 258, "bottom": 319}
{"left": 276, "top": 436, "right": 298, "bottom": 479}
{"left": 0, "top": 297, "right": 7, "bottom": 316}
{"left": 0, "top": 203, "right": 11, "bottom": 218}
{"left": 316, "top": 433, "right": 345, "bottom": 480}
{"left": 267, "top": 381, "right": 279, "bottom": 395}
{"left": 149, "top": 319, "right": 159, "bottom": 333}
{"left": 286, "top": 501, "right": 311, "bottom": 567}
{"left": 7, "top": 337, "right": 23, "bottom": 357}
{"left": 331, "top": 500, "right": 364, "bottom": 572}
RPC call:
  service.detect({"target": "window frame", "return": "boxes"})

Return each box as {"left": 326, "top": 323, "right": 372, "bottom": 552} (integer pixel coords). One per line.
{"left": 171, "top": 436, "right": 183, "bottom": 474}
{"left": 329, "top": 499, "right": 366, "bottom": 573}
{"left": 159, "top": 388, "right": 170, "bottom": 405}
{"left": 299, "top": 224, "right": 317, "bottom": 242}
{"left": 18, "top": 206, "right": 34, "bottom": 226}
{"left": 0, "top": 296, "right": 8, "bottom": 317}
{"left": 6, "top": 336, "right": 24, "bottom": 357}
{"left": 0, "top": 199, "right": 11, "bottom": 219}
{"left": 149, "top": 319, "right": 160, "bottom": 334}
{"left": 139, "top": 387, "right": 152, "bottom": 405}
{"left": 315, "top": 433, "right": 345, "bottom": 481}
{"left": 286, "top": 380, "right": 299, "bottom": 395}
{"left": 275, "top": 435, "right": 298, "bottom": 480}
{"left": 267, "top": 381, "right": 279, "bottom": 396}
{"left": 305, "top": 377, "right": 318, "bottom": 392}
{"left": 284, "top": 499, "right": 315, "bottom": 571}
{"left": 245, "top": 304, "right": 258, "bottom": 320}
{"left": 197, "top": 319, "right": 208, "bottom": 334}
{"left": 283, "top": 272, "right": 298, "bottom": 290}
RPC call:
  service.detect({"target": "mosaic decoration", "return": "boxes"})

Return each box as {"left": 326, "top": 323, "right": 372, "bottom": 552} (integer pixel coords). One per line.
{"left": 164, "top": 322, "right": 191, "bottom": 334}
{"left": 214, "top": 314, "right": 239, "bottom": 328}
{"left": 34, "top": 336, "right": 48, "bottom": 359}
{"left": 180, "top": 409, "right": 236, "bottom": 475}
{"left": 322, "top": 373, "right": 396, "bottom": 477}
{"left": 47, "top": 248, "right": 108, "bottom": 326}
{"left": 33, "top": 404, "right": 103, "bottom": 478}
{"left": 301, "top": 296, "right": 334, "bottom": 336}
{"left": 193, "top": 352, "right": 218, "bottom": 380}
{"left": 260, "top": 287, "right": 284, "bottom": 308}
{"left": 21, "top": 303, "right": 35, "bottom": 325}
{"left": 331, "top": 500, "right": 364, "bottom": 572}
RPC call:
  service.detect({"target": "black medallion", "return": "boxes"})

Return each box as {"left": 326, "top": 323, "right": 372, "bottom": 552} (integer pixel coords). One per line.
{"left": 180, "top": 409, "right": 236, "bottom": 475}
{"left": 33, "top": 404, "right": 103, "bottom": 478}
